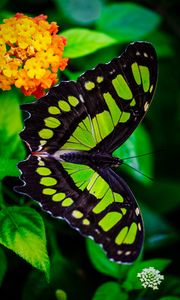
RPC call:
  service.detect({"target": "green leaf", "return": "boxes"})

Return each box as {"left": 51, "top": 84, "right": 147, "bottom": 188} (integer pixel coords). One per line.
{"left": 146, "top": 31, "right": 174, "bottom": 58}
{"left": 113, "top": 124, "right": 153, "bottom": 185}
{"left": 142, "top": 204, "right": 173, "bottom": 236}
{"left": 67, "top": 44, "right": 118, "bottom": 80}
{"left": 96, "top": 3, "right": 161, "bottom": 42}
{"left": 0, "top": 90, "right": 24, "bottom": 157}
{"left": 64, "top": 69, "right": 82, "bottom": 81}
{"left": 92, "top": 282, "right": 128, "bottom": 300}
{"left": 86, "top": 238, "right": 131, "bottom": 279}
{"left": 0, "top": 248, "right": 7, "bottom": 286}
{"left": 0, "top": 11, "right": 14, "bottom": 21}
{"left": 123, "top": 258, "right": 171, "bottom": 291}
{"left": 0, "top": 206, "right": 50, "bottom": 280}
{"left": 0, "top": 157, "right": 21, "bottom": 179}
{"left": 55, "top": 0, "right": 103, "bottom": 25}
{"left": 62, "top": 28, "right": 117, "bottom": 58}
{"left": 141, "top": 204, "right": 177, "bottom": 250}
{"left": 0, "top": 90, "right": 25, "bottom": 179}
{"left": 138, "top": 181, "right": 180, "bottom": 214}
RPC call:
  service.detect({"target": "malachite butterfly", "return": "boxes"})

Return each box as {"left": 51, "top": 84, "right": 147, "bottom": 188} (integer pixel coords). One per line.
{"left": 16, "top": 42, "right": 158, "bottom": 263}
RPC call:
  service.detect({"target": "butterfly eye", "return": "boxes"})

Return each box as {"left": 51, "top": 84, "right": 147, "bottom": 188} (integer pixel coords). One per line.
{"left": 113, "top": 157, "right": 122, "bottom": 166}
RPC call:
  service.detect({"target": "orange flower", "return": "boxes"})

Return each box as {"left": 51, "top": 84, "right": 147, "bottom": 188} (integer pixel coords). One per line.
{"left": 0, "top": 13, "right": 68, "bottom": 98}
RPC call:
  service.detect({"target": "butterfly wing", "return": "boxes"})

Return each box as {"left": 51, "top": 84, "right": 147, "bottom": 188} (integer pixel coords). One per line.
{"left": 20, "top": 81, "right": 97, "bottom": 153}
{"left": 20, "top": 42, "right": 157, "bottom": 154}
{"left": 16, "top": 42, "right": 157, "bottom": 263}
{"left": 78, "top": 41, "right": 157, "bottom": 153}
{"left": 16, "top": 155, "right": 143, "bottom": 263}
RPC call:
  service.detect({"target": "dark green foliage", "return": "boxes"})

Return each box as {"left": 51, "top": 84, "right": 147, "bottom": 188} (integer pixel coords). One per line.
{"left": 0, "top": 0, "right": 179, "bottom": 299}
{"left": 96, "top": 3, "right": 161, "bottom": 41}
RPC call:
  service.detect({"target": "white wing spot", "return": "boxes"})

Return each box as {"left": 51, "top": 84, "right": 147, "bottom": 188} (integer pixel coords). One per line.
{"left": 135, "top": 207, "right": 140, "bottom": 216}
{"left": 37, "top": 145, "right": 43, "bottom": 151}
{"left": 125, "top": 251, "right": 131, "bottom": 256}
{"left": 144, "top": 101, "right": 149, "bottom": 112}
{"left": 79, "top": 94, "right": 84, "bottom": 103}
{"left": 110, "top": 69, "right": 115, "bottom": 75}
{"left": 149, "top": 84, "right": 153, "bottom": 93}
{"left": 136, "top": 51, "right": 141, "bottom": 56}
{"left": 144, "top": 52, "right": 148, "bottom": 57}
{"left": 138, "top": 223, "right": 142, "bottom": 231}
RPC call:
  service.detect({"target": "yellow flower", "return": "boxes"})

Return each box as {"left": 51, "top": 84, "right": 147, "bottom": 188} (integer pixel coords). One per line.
{"left": 0, "top": 74, "right": 13, "bottom": 90}
{"left": 0, "top": 13, "right": 68, "bottom": 98}
{"left": 3, "top": 60, "right": 20, "bottom": 78}
{"left": 31, "top": 31, "right": 51, "bottom": 51}
{"left": 24, "top": 57, "right": 46, "bottom": 79}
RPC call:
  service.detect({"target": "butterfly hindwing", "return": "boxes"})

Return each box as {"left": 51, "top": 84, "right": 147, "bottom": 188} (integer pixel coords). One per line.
{"left": 16, "top": 155, "right": 143, "bottom": 263}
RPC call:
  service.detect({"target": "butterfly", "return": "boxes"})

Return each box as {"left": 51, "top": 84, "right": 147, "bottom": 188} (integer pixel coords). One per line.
{"left": 15, "top": 42, "right": 158, "bottom": 263}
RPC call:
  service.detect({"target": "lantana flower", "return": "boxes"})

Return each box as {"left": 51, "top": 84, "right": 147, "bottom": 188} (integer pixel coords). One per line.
{"left": 0, "top": 13, "right": 68, "bottom": 98}
{"left": 137, "top": 267, "right": 164, "bottom": 290}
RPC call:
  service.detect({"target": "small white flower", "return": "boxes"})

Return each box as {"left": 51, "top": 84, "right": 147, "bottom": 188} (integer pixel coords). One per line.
{"left": 137, "top": 267, "right": 164, "bottom": 290}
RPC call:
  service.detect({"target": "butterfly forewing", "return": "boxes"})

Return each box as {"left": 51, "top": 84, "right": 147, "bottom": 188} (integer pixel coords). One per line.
{"left": 16, "top": 42, "right": 158, "bottom": 263}
{"left": 20, "top": 81, "right": 96, "bottom": 153}
{"left": 20, "top": 42, "right": 157, "bottom": 154}
{"left": 77, "top": 41, "right": 157, "bottom": 152}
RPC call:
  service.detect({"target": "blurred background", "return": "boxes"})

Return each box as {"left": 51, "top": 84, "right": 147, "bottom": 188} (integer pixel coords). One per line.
{"left": 0, "top": 0, "right": 179, "bottom": 299}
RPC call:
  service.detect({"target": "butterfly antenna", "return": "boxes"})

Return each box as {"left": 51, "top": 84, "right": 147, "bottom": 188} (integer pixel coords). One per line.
{"left": 122, "top": 149, "right": 165, "bottom": 161}
{"left": 122, "top": 162, "right": 154, "bottom": 181}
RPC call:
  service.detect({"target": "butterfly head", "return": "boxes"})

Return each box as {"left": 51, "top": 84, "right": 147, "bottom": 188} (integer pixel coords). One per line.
{"left": 112, "top": 156, "right": 123, "bottom": 167}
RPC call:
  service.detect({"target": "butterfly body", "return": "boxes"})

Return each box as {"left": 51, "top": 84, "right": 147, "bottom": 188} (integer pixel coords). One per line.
{"left": 56, "top": 150, "right": 121, "bottom": 167}
{"left": 16, "top": 42, "right": 158, "bottom": 263}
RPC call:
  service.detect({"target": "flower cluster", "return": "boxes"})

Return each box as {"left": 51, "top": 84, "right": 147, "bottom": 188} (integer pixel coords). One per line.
{"left": 137, "top": 267, "right": 164, "bottom": 290}
{"left": 0, "top": 13, "right": 68, "bottom": 98}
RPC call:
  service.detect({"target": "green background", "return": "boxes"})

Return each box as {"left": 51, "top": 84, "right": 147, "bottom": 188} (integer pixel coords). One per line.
{"left": 0, "top": 0, "right": 179, "bottom": 299}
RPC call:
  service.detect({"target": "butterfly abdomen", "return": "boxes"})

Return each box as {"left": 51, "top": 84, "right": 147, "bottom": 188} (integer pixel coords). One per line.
{"left": 58, "top": 151, "right": 121, "bottom": 168}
